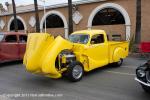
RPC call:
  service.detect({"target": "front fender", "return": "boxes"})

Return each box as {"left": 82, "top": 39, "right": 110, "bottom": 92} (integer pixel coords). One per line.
{"left": 41, "top": 36, "right": 73, "bottom": 75}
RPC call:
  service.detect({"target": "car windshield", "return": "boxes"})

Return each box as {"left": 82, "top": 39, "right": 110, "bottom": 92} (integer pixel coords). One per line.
{"left": 69, "top": 34, "right": 89, "bottom": 44}
{"left": 0, "top": 34, "right": 4, "bottom": 42}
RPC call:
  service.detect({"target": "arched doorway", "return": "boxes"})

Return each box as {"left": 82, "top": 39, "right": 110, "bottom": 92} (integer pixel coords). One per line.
{"left": 88, "top": 3, "right": 131, "bottom": 40}
{"left": 10, "top": 19, "right": 24, "bottom": 31}
{"left": 40, "top": 11, "right": 68, "bottom": 38}
{"left": 92, "top": 8, "right": 125, "bottom": 25}
{"left": 43, "top": 14, "right": 64, "bottom": 28}
{"left": 8, "top": 16, "right": 27, "bottom": 32}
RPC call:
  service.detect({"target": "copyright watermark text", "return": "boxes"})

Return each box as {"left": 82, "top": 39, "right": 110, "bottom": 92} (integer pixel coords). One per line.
{"left": 0, "top": 93, "right": 63, "bottom": 98}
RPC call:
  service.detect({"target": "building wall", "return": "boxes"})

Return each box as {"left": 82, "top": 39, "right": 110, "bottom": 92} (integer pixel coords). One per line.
{"left": 92, "top": 25, "right": 126, "bottom": 40}
{"left": 0, "top": 0, "right": 149, "bottom": 42}
{"left": 141, "top": 0, "right": 150, "bottom": 42}
{"left": 74, "top": 0, "right": 135, "bottom": 40}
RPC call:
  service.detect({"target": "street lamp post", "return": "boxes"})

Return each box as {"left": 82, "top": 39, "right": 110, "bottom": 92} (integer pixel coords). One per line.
{"left": 40, "top": 0, "right": 47, "bottom": 33}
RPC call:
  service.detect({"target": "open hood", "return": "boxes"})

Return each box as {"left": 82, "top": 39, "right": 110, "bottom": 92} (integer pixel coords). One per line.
{"left": 23, "top": 33, "right": 73, "bottom": 78}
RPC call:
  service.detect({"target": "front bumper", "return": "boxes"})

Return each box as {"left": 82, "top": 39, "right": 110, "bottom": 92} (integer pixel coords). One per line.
{"left": 135, "top": 77, "right": 150, "bottom": 87}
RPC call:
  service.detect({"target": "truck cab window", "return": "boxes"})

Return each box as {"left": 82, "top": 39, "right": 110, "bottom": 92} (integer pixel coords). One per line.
{"left": 5, "top": 35, "right": 17, "bottom": 42}
{"left": 69, "top": 34, "right": 89, "bottom": 44}
{"left": 19, "top": 35, "right": 27, "bottom": 43}
{"left": 91, "top": 34, "right": 104, "bottom": 44}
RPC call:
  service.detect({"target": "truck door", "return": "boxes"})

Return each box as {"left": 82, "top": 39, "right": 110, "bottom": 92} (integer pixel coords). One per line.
{"left": 84, "top": 34, "right": 109, "bottom": 70}
{"left": 18, "top": 35, "right": 27, "bottom": 59}
{"left": 0, "top": 34, "right": 19, "bottom": 61}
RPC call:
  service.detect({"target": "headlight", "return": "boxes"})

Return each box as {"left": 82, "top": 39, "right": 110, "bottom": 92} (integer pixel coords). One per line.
{"left": 136, "top": 69, "right": 146, "bottom": 77}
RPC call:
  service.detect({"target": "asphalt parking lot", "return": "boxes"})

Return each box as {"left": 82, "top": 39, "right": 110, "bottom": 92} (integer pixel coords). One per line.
{"left": 0, "top": 57, "right": 150, "bottom": 100}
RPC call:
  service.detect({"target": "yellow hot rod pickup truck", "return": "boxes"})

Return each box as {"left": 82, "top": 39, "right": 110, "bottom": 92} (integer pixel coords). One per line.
{"left": 23, "top": 30, "right": 129, "bottom": 82}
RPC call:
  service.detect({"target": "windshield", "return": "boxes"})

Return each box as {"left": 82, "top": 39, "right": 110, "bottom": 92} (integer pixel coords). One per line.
{"left": 0, "top": 34, "right": 4, "bottom": 42}
{"left": 69, "top": 34, "right": 89, "bottom": 44}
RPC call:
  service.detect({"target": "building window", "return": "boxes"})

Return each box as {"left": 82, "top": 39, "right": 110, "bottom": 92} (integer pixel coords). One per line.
{"left": 112, "top": 34, "right": 121, "bottom": 41}
{"left": 92, "top": 8, "right": 125, "bottom": 26}
{"left": 10, "top": 19, "right": 24, "bottom": 30}
{"left": 43, "top": 14, "right": 64, "bottom": 28}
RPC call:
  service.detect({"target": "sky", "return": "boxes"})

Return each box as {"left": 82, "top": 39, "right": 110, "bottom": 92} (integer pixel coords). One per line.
{"left": 0, "top": 0, "right": 81, "bottom": 9}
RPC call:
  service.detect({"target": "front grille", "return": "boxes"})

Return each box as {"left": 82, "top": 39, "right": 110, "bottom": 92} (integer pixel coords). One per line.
{"left": 146, "top": 71, "right": 150, "bottom": 83}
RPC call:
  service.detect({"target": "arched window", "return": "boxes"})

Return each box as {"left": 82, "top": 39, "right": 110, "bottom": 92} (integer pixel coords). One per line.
{"left": 92, "top": 8, "right": 125, "bottom": 26}
{"left": 10, "top": 19, "right": 24, "bottom": 30}
{"left": 43, "top": 14, "right": 64, "bottom": 28}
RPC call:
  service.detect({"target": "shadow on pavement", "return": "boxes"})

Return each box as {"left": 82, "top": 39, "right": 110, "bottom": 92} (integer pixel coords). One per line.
{"left": 23, "top": 64, "right": 117, "bottom": 84}
{"left": 0, "top": 60, "right": 23, "bottom": 67}
{"left": 84, "top": 64, "right": 116, "bottom": 77}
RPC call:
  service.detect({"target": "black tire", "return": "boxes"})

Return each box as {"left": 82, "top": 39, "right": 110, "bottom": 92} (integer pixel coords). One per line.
{"left": 114, "top": 58, "right": 123, "bottom": 67}
{"left": 66, "top": 61, "right": 84, "bottom": 82}
{"left": 141, "top": 84, "right": 150, "bottom": 93}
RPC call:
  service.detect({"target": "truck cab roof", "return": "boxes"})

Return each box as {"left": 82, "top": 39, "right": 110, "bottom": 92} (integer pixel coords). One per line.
{"left": 72, "top": 30, "right": 105, "bottom": 36}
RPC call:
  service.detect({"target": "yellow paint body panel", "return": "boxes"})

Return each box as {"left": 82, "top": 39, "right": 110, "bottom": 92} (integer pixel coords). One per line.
{"left": 23, "top": 33, "right": 73, "bottom": 78}
{"left": 24, "top": 30, "right": 129, "bottom": 78}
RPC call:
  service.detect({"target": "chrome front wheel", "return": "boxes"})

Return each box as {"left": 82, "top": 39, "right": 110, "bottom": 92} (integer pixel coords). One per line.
{"left": 66, "top": 61, "right": 84, "bottom": 82}
{"left": 72, "top": 65, "right": 83, "bottom": 80}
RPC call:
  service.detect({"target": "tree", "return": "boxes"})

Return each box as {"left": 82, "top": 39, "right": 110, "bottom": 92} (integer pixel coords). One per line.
{"left": 68, "top": 0, "right": 73, "bottom": 35}
{"left": 135, "top": 0, "right": 141, "bottom": 44}
{"left": 0, "top": 3, "right": 3, "bottom": 10}
{"left": 34, "top": 0, "right": 40, "bottom": 32}
{"left": 12, "top": 0, "right": 18, "bottom": 32}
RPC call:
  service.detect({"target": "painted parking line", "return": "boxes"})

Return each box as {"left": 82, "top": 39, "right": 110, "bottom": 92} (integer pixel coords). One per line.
{"left": 106, "top": 71, "right": 135, "bottom": 76}
{"left": 122, "top": 66, "right": 137, "bottom": 69}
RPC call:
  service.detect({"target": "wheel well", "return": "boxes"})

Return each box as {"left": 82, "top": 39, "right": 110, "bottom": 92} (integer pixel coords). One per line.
{"left": 55, "top": 49, "right": 76, "bottom": 70}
